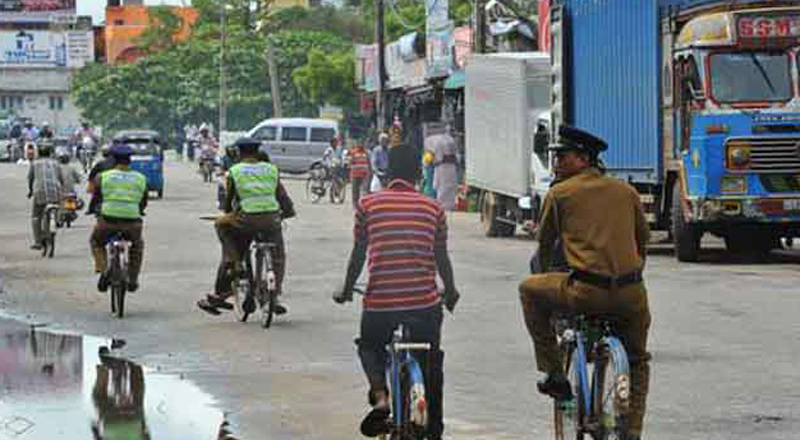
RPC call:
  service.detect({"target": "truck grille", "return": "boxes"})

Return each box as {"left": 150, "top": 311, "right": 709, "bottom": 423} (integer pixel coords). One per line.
{"left": 727, "top": 137, "right": 800, "bottom": 173}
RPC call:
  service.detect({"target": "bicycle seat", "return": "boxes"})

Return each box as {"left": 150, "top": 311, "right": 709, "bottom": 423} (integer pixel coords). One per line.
{"left": 106, "top": 233, "right": 131, "bottom": 245}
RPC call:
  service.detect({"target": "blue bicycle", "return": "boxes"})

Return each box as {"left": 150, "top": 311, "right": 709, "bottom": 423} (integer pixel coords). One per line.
{"left": 554, "top": 314, "right": 631, "bottom": 440}
{"left": 378, "top": 323, "right": 430, "bottom": 440}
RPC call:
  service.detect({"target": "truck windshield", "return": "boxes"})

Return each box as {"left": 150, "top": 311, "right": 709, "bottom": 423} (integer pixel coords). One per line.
{"left": 709, "top": 53, "right": 792, "bottom": 103}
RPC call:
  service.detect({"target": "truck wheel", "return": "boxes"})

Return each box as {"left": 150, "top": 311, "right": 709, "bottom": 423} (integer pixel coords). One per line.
{"left": 671, "top": 182, "right": 701, "bottom": 262}
{"left": 480, "top": 191, "right": 515, "bottom": 237}
{"left": 481, "top": 191, "right": 499, "bottom": 237}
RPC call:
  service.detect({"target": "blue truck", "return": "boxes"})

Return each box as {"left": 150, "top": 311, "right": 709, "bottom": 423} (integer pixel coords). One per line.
{"left": 547, "top": 0, "right": 800, "bottom": 261}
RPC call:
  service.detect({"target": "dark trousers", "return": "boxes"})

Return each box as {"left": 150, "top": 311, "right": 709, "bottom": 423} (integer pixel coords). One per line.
{"left": 519, "top": 274, "right": 651, "bottom": 436}
{"left": 351, "top": 176, "right": 368, "bottom": 209}
{"left": 214, "top": 212, "right": 285, "bottom": 297}
{"left": 358, "top": 305, "right": 445, "bottom": 438}
{"left": 31, "top": 203, "right": 46, "bottom": 245}
{"left": 90, "top": 218, "right": 145, "bottom": 280}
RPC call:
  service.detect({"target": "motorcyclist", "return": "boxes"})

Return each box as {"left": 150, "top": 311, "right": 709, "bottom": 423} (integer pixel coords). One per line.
{"left": 39, "top": 122, "right": 55, "bottom": 140}
{"left": 197, "top": 137, "right": 296, "bottom": 316}
{"left": 90, "top": 145, "right": 148, "bottom": 293}
{"left": 74, "top": 121, "right": 98, "bottom": 161}
{"left": 22, "top": 120, "right": 39, "bottom": 142}
{"left": 322, "top": 136, "right": 345, "bottom": 180}
{"left": 197, "top": 124, "right": 219, "bottom": 176}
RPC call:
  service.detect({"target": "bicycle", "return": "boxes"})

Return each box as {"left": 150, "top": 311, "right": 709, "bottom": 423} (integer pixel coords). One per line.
{"left": 348, "top": 288, "right": 431, "bottom": 440}
{"left": 553, "top": 314, "right": 631, "bottom": 440}
{"left": 231, "top": 232, "right": 280, "bottom": 328}
{"left": 105, "top": 233, "right": 132, "bottom": 319}
{"left": 306, "top": 162, "right": 346, "bottom": 204}
{"left": 40, "top": 203, "right": 60, "bottom": 258}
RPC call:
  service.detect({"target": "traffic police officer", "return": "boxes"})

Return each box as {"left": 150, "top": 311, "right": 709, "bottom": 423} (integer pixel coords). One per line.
{"left": 519, "top": 126, "right": 651, "bottom": 440}
{"left": 197, "top": 137, "right": 295, "bottom": 316}
{"left": 91, "top": 145, "right": 148, "bottom": 292}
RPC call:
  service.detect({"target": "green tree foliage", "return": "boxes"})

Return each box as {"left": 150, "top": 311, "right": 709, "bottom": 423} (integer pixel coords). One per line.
{"left": 135, "top": 6, "right": 185, "bottom": 52}
{"left": 292, "top": 48, "right": 356, "bottom": 110}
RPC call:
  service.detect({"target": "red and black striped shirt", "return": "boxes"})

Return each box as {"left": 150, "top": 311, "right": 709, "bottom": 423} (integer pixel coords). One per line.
{"left": 355, "top": 179, "right": 446, "bottom": 312}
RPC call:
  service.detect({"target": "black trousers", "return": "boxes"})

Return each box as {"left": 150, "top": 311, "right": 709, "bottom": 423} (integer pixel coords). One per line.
{"left": 358, "top": 305, "right": 444, "bottom": 438}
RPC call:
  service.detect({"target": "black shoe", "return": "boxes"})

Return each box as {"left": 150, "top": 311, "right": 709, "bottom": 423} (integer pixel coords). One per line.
{"left": 128, "top": 279, "right": 139, "bottom": 292}
{"left": 360, "top": 406, "right": 391, "bottom": 437}
{"left": 97, "top": 273, "right": 109, "bottom": 293}
{"left": 197, "top": 299, "right": 222, "bottom": 316}
{"left": 30, "top": 244, "right": 43, "bottom": 250}
{"left": 273, "top": 297, "right": 287, "bottom": 315}
{"left": 537, "top": 374, "right": 573, "bottom": 400}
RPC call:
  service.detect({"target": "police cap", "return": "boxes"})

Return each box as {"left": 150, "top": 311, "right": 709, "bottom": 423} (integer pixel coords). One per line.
{"left": 109, "top": 145, "right": 133, "bottom": 158}
{"left": 549, "top": 125, "right": 608, "bottom": 156}
{"left": 234, "top": 137, "right": 261, "bottom": 151}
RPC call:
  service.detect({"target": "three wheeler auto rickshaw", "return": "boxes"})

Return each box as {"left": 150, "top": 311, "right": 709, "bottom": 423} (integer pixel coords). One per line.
{"left": 113, "top": 130, "right": 165, "bottom": 199}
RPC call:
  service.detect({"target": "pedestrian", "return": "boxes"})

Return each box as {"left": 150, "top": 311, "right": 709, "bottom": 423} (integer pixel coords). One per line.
{"left": 334, "top": 144, "right": 460, "bottom": 440}
{"left": 427, "top": 126, "right": 458, "bottom": 211}
{"left": 518, "top": 125, "right": 651, "bottom": 440}
{"left": 370, "top": 133, "right": 389, "bottom": 192}
{"left": 27, "top": 144, "right": 64, "bottom": 250}
{"left": 421, "top": 150, "right": 436, "bottom": 198}
{"left": 348, "top": 141, "right": 370, "bottom": 208}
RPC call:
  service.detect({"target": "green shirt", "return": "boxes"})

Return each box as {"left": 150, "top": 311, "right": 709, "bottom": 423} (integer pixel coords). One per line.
{"left": 230, "top": 161, "right": 279, "bottom": 213}
{"left": 100, "top": 169, "right": 147, "bottom": 219}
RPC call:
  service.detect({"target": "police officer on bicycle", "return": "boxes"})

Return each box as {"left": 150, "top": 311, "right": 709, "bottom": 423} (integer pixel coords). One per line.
{"left": 90, "top": 145, "right": 148, "bottom": 293}
{"left": 197, "top": 137, "right": 295, "bottom": 316}
{"left": 518, "top": 126, "right": 651, "bottom": 440}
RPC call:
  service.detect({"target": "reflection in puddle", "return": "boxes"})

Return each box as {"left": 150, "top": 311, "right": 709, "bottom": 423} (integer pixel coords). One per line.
{"left": 0, "top": 328, "right": 225, "bottom": 439}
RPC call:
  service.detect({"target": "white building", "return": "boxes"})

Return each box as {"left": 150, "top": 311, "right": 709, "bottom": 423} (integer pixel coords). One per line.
{"left": 0, "top": 6, "right": 94, "bottom": 134}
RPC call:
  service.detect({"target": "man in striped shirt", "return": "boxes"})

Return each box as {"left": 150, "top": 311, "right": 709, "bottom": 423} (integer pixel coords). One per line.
{"left": 348, "top": 141, "right": 371, "bottom": 209}
{"left": 334, "top": 145, "right": 460, "bottom": 440}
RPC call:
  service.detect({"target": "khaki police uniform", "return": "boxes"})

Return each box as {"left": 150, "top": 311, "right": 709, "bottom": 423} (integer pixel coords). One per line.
{"left": 90, "top": 168, "right": 148, "bottom": 282}
{"left": 214, "top": 158, "right": 285, "bottom": 297}
{"left": 519, "top": 168, "right": 652, "bottom": 436}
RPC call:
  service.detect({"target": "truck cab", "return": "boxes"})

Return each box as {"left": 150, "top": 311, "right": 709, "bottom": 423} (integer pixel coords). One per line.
{"left": 671, "top": 10, "right": 800, "bottom": 259}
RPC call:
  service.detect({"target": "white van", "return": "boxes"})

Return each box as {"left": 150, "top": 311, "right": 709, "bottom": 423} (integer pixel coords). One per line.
{"left": 247, "top": 118, "right": 338, "bottom": 173}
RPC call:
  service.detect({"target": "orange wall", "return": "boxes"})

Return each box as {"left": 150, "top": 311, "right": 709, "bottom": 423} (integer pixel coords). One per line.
{"left": 105, "top": 5, "right": 198, "bottom": 64}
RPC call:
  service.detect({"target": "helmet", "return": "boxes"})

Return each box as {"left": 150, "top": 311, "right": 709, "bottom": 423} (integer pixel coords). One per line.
{"left": 42, "top": 121, "right": 50, "bottom": 127}
{"left": 199, "top": 123, "right": 210, "bottom": 133}
{"left": 58, "top": 152, "right": 70, "bottom": 164}
{"left": 422, "top": 151, "right": 434, "bottom": 166}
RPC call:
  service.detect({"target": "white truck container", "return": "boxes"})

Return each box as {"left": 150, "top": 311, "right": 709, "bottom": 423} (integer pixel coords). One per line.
{"left": 465, "top": 52, "right": 553, "bottom": 237}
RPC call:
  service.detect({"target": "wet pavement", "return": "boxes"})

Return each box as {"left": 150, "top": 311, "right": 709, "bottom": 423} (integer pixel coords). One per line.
{"left": 0, "top": 318, "right": 226, "bottom": 440}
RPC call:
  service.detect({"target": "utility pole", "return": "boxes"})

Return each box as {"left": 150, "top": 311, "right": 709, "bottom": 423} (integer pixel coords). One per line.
{"left": 475, "top": 0, "right": 487, "bottom": 53}
{"left": 219, "top": 2, "right": 228, "bottom": 133}
{"left": 375, "top": 0, "right": 387, "bottom": 132}
{"left": 266, "top": 39, "right": 283, "bottom": 118}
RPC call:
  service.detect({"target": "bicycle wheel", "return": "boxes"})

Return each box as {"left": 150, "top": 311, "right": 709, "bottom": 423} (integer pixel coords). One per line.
{"left": 331, "top": 178, "right": 347, "bottom": 204}
{"left": 593, "top": 340, "right": 631, "bottom": 440}
{"left": 306, "top": 175, "right": 324, "bottom": 203}
{"left": 400, "top": 368, "right": 427, "bottom": 440}
{"left": 231, "top": 260, "right": 253, "bottom": 323}
{"left": 554, "top": 348, "right": 584, "bottom": 440}
{"left": 255, "top": 252, "right": 275, "bottom": 329}
{"left": 112, "top": 283, "right": 126, "bottom": 319}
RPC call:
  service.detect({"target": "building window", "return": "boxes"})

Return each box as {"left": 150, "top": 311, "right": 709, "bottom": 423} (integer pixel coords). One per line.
{"left": 49, "top": 96, "right": 64, "bottom": 110}
{"left": 0, "top": 95, "right": 23, "bottom": 110}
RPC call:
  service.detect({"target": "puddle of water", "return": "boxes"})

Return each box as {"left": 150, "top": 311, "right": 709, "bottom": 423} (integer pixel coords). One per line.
{"left": 0, "top": 328, "right": 225, "bottom": 439}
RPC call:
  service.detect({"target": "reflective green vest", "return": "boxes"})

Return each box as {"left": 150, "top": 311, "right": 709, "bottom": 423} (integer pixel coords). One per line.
{"left": 230, "top": 162, "right": 280, "bottom": 213}
{"left": 100, "top": 169, "right": 147, "bottom": 220}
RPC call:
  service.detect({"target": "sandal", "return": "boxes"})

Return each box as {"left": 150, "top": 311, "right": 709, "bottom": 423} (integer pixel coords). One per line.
{"left": 206, "top": 294, "right": 234, "bottom": 310}
{"left": 360, "top": 405, "right": 390, "bottom": 437}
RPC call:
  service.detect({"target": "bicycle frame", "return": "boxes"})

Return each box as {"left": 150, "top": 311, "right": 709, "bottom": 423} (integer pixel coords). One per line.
{"left": 386, "top": 326, "right": 430, "bottom": 433}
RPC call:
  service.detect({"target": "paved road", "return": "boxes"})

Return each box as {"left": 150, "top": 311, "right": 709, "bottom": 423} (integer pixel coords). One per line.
{"left": 1, "top": 158, "right": 799, "bottom": 440}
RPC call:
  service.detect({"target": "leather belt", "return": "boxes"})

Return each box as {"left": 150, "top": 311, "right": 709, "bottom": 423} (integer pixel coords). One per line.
{"left": 570, "top": 270, "right": 642, "bottom": 289}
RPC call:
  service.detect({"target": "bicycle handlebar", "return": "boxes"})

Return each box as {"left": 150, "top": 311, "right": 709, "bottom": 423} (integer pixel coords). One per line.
{"left": 392, "top": 342, "right": 431, "bottom": 351}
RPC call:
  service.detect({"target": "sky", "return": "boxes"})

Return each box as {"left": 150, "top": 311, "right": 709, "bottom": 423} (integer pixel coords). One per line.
{"left": 78, "top": 0, "right": 188, "bottom": 25}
